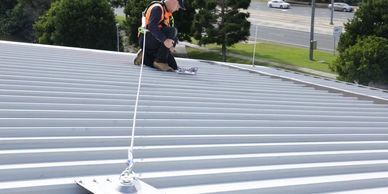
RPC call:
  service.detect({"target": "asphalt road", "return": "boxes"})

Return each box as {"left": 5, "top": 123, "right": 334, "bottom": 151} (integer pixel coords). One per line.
{"left": 248, "top": 2, "right": 355, "bottom": 51}
{"left": 250, "top": 2, "right": 354, "bottom": 20}
{"left": 249, "top": 25, "right": 337, "bottom": 52}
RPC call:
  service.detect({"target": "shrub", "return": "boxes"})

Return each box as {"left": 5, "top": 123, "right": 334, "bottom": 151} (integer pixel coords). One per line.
{"left": 331, "top": 36, "right": 388, "bottom": 85}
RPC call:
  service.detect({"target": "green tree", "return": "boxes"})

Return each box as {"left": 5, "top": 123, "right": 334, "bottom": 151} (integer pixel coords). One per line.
{"left": 34, "top": 0, "right": 117, "bottom": 51}
{"left": 331, "top": 36, "right": 388, "bottom": 85}
{"left": 0, "top": 0, "right": 18, "bottom": 21}
{"left": 192, "top": 0, "right": 251, "bottom": 61}
{"left": 109, "top": 0, "right": 125, "bottom": 8}
{"left": 0, "top": 0, "right": 17, "bottom": 38}
{"left": 123, "top": 0, "right": 151, "bottom": 46}
{"left": 0, "top": 0, "right": 53, "bottom": 41}
{"left": 0, "top": 0, "right": 17, "bottom": 11}
{"left": 173, "top": 0, "right": 195, "bottom": 42}
{"left": 337, "top": 0, "right": 388, "bottom": 53}
{"left": 331, "top": 0, "right": 388, "bottom": 85}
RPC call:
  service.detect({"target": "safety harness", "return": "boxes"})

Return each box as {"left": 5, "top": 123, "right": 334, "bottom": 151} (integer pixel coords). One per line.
{"left": 138, "top": 1, "right": 175, "bottom": 36}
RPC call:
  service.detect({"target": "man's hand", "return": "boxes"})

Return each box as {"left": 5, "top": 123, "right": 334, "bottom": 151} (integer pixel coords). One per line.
{"left": 163, "top": 39, "right": 175, "bottom": 49}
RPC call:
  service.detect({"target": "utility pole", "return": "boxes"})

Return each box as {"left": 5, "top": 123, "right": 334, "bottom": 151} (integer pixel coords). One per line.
{"left": 330, "top": 0, "right": 334, "bottom": 25}
{"left": 116, "top": 23, "right": 120, "bottom": 52}
{"left": 309, "top": 0, "right": 316, "bottom": 61}
{"left": 252, "top": 25, "right": 258, "bottom": 67}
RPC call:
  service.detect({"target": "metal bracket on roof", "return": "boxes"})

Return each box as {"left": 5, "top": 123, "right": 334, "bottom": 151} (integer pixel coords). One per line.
{"left": 76, "top": 151, "right": 163, "bottom": 194}
{"left": 75, "top": 177, "right": 163, "bottom": 194}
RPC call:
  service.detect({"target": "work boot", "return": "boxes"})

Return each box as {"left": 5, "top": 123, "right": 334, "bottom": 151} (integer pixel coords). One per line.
{"left": 133, "top": 49, "right": 143, "bottom": 65}
{"left": 153, "top": 61, "right": 174, "bottom": 71}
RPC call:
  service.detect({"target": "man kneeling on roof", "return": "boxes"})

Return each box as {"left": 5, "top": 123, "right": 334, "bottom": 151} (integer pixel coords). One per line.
{"left": 133, "top": 0, "right": 185, "bottom": 72}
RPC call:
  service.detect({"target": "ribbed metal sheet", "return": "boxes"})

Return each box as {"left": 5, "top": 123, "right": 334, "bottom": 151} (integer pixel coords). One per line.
{"left": 1, "top": 40, "right": 388, "bottom": 194}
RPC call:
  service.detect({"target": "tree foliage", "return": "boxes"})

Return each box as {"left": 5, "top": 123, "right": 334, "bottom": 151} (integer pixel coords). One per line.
{"left": 331, "top": 0, "right": 388, "bottom": 85}
{"left": 337, "top": 0, "right": 388, "bottom": 53}
{"left": 0, "top": 0, "right": 17, "bottom": 37}
{"left": 34, "top": 0, "right": 117, "bottom": 51}
{"left": 192, "top": 0, "right": 251, "bottom": 61}
{"left": 123, "top": 0, "right": 151, "bottom": 46}
{"left": 173, "top": 0, "right": 195, "bottom": 42}
{"left": 0, "top": 0, "right": 53, "bottom": 41}
{"left": 332, "top": 36, "right": 388, "bottom": 85}
{"left": 108, "top": 0, "right": 126, "bottom": 8}
{"left": 0, "top": 0, "right": 18, "bottom": 19}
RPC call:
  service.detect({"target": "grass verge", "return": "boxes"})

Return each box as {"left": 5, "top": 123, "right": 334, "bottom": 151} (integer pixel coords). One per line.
{"left": 115, "top": 16, "right": 125, "bottom": 25}
{"left": 188, "top": 42, "right": 336, "bottom": 73}
{"left": 186, "top": 47, "right": 251, "bottom": 64}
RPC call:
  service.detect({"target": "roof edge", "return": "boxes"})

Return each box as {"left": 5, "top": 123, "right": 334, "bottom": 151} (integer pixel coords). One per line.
{"left": 208, "top": 60, "right": 388, "bottom": 104}
{"left": 0, "top": 40, "right": 129, "bottom": 56}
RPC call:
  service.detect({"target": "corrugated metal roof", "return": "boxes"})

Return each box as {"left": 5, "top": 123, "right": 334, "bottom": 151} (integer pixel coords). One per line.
{"left": 1, "top": 40, "right": 388, "bottom": 194}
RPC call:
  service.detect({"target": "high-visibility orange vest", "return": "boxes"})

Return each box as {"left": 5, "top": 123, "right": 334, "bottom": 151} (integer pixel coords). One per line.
{"left": 144, "top": 2, "right": 173, "bottom": 28}
{"left": 138, "top": 1, "right": 174, "bottom": 36}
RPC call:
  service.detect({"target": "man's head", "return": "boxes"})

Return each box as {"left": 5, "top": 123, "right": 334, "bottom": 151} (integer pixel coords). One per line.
{"left": 165, "top": 0, "right": 185, "bottom": 13}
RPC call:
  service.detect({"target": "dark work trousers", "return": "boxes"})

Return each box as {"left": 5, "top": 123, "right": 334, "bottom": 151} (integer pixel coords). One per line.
{"left": 139, "top": 27, "right": 178, "bottom": 70}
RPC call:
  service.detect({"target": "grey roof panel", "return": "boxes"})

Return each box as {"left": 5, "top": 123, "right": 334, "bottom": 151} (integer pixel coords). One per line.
{"left": 1, "top": 40, "right": 388, "bottom": 194}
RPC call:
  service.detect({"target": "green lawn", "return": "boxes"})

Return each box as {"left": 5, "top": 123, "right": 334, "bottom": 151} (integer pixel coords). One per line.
{"left": 198, "top": 42, "right": 336, "bottom": 73}
{"left": 232, "top": 42, "right": 335, "bottom": 73}
{"left": 186, "top": 47, "right": 251, "bottom": 64}
{"left": 115, "top": 16, "right": 125, "bottom": 25}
